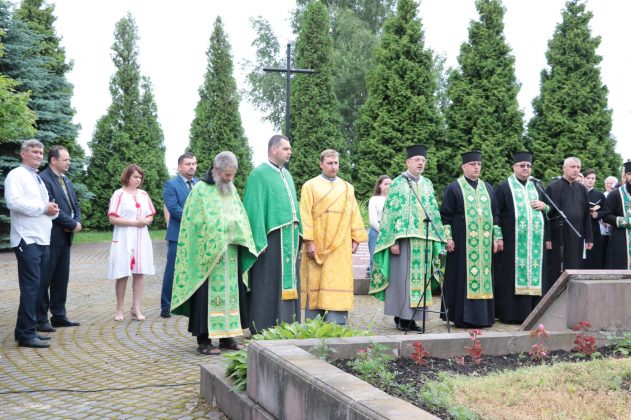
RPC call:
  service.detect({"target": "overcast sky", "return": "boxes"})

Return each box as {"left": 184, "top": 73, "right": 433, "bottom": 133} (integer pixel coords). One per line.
{"left": 51, "top": 0, "right": 630, "bottom": 175}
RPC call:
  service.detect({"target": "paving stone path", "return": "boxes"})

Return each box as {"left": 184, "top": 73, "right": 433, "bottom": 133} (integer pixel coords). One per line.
{"left": 0, "top": 241, "right": 518, "bottom": 418}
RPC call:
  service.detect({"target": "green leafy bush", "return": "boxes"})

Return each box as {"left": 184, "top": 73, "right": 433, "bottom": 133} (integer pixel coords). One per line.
{"left": 225, "top": 315, "right": 368, "bottom": 390}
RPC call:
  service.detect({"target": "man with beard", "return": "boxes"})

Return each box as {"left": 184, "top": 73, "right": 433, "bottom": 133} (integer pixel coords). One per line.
{"left": 494, "top": 152, "right": 547, "bottom": 323}
{"left": 242, "top": 134, "right": 301, "bottom": 333}
{"left": 544, "top": 157, "right": 593, "bottom": 291}
{"left": 440, "top": 151, "right": 502, "bottom": 328}
{"left": 170, "top": 152, "right": 256, "bottom": 355}
{"left": 602, "top": 161, "right": 631, "bottom": 269}
{"left": 300, "top": 149, "right": 367, "bottom": 325}
{"left": 369, "top": 145, "right": 446, "bottom": 331}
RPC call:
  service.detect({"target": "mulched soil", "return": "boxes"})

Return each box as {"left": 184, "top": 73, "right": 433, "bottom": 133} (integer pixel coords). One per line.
{"left": 331, "top": 346, "right": 628, "bottom": 419}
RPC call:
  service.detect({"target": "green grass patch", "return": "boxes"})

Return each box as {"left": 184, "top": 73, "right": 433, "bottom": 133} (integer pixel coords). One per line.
{"left": 73, "top": 229, "right": 166, "bottom": 244}
{"left": 433, "top": 358, "right": 631, "bottom": 419}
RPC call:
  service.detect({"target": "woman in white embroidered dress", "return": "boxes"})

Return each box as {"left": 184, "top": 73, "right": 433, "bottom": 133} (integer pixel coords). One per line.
{"left": 107, "top": 164, "right": 156, "bottom": 321}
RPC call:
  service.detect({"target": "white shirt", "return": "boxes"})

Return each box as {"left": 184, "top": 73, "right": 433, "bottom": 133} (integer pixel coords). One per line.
{"left": 368, "top": 195, "right": 386, "bottom": 231}
{"left": 4, "top": 165, "right": 54, "bottom": 247}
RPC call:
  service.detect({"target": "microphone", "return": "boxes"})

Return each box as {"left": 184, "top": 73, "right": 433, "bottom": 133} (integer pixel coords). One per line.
{"left": 528, "top": 176, "right": 541, "bottom": 183}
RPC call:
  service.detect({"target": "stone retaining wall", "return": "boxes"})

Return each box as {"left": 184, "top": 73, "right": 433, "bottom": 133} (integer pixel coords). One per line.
{"left": 201, "top": 331, "right": 613, "bottom": 419}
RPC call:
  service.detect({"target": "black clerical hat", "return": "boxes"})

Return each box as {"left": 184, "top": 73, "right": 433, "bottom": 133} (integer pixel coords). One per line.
{"left": 461, "top": 150, "right": 482, "bottom": 164}
{"left": 624, "top": 161, "right": 631, "bottom": 174}
{"left": 513, "top": 151, "right": 533, "bottom": 164}
{"left": 406, "top": 144, "right": 427, "bottom": 159}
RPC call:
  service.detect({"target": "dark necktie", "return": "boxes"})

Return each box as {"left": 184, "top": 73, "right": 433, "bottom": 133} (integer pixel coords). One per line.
{"left": 187, "top": 180, "right": 193, "bottom": 191}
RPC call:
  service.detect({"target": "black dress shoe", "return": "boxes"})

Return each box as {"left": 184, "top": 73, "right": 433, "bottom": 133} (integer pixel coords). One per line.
{"left": 396, "top": 319, "right": 422, "bottom": 332}
{"left": 51, "top": 317, "right": 80, "bottom": 327}
{"left": 36, "top": 322, "right": 56, "bottom": 333}
{"left": 14, "top": 334, "right": 51, "bottom": 341}
{"left": 18, "top": 337, "right": 50, "bottom": 348}
{"left": 160, "top": 311, "right": 172, "bottom": 318}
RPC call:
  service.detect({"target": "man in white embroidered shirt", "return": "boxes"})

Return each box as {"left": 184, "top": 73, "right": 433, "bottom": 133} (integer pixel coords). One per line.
{"left": 5, "top": 139, "right": 59, "bottom": 348}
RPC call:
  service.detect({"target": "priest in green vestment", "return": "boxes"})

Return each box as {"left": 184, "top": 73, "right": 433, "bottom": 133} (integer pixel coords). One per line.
{"left": 369, "top": 145, "right": 447, "bottom": 331}
{"left": 495, "top": 152, "right": 549, "bottom": 323}
{"left": 241, "top": 135, "right": 302, "bottom": 333}
{"left": 440, "top": 151, "right": 502, "bottom": 328}
{"left": 171, "top": 152, "right": 256, "bottom": 355}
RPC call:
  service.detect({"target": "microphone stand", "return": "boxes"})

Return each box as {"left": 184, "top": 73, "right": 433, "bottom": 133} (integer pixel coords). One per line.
{"left": 532, "top": 178, "right": 583, "bottom": 276}
{"left": 400, "top": 175, "right": 450, "bottom": 334}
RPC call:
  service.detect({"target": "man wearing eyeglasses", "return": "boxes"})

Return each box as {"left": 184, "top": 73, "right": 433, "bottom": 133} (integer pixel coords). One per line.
{"left": 544, "top": 157, "right": 593, "bottom": 292}
{"left": 494, "top": 152, "right": 548, "bottom": 323}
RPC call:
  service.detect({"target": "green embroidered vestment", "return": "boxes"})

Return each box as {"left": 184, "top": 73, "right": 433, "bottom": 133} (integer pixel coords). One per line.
{"left": 508, "top": 175, "right": 544, "bottom": 295}
{"left": 454, "top": 177, "right": 501, "bottom": 299}
{"left": 171, "top": 182, "right": 256, "bottom": 338}
{"left": 369, "top": 175, "right": 446, "bottom": 306}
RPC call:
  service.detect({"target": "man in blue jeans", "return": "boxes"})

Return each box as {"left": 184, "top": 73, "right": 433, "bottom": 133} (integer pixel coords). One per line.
{"left": 160, "top": 152, "right": 197, "bottom": 318}
{"left": 5, "top": 139, "right": 59, "bottom": 348}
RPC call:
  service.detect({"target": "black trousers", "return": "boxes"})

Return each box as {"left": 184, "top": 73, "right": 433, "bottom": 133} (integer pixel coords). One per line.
{"left": 14, "top": 240, "right": 49, "bottom": 341}
{"left": 37, "top": 244, "right": 71, "bottom": 323}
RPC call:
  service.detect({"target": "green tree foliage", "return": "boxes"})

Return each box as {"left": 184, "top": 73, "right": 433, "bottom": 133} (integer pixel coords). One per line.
{"left": 294, "top": 0, "right": 395, "bottom": 148}
{"left": 527, "top": 0, "right": 620, "bottom": 185}
{"left": 188, "top": 16, "right": 252, "bottom": 191}
{"left": 85, "top": 14, "right": 168, "bottom": 230}
{"left": 0, "top": 22, "right": 37, "bottom": 249}
{"left": 242, "top": 17, "right": 286, "bottom": 130}
{"left": 444, "top": 0, "right": 524, "bottom": 187}
{"left": 353, "top": 0, "right": 442, "bottom": 199}
{"left": 244, "top": 0, "right": 395, "bottom": 150}
{"left": 14, "top": 0, "right": 70, "bottom": 75}
{"left": 0, "top": 31, "right": 36, "bottom": 142}
{"left": 1, "top": 0, "right": 87, "bottom": 237}
{"left": 12, "top": 0, "right": 81, "bottom": 159}
{"left": 289, "top": 1, "right": 345, "bottom": 187}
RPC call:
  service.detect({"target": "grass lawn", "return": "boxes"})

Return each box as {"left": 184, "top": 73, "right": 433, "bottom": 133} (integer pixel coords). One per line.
{"left": 440, "top": 358, "right": 631, "bottom": 419}
{"left": 73, "top": 230, "right": 166, "bottom": 244}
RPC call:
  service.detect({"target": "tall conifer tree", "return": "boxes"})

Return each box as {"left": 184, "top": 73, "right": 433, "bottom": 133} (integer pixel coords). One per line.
{"left": 527, "top": 0, "right": 620, "bottom": 184}
{"left": 14, "top": 0, "right": 81, "bottom": 158}
{"left": 85, "top": 14, "right": 167, "bottom": 230}
{"left": 353, "top": 0, "right": 442, "bottom": 198}
{"left": 0, "top": 1, "right": 53, "bottom": 247}
{"left": 289, "top": 0, "right": 344, "bottom": 188}
{"left": 0, "top": 12, "right": 37, "bottom": 248}
{"left": 444, "top": 0, "right": 523, "bottom": 187}
{"left": 188, "top": 16, "right": 252, "bottom": 191}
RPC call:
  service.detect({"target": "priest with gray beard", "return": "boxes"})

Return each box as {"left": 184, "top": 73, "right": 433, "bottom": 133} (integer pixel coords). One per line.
{"left": 170, "top": 152, "right": 257, "bottom": 355}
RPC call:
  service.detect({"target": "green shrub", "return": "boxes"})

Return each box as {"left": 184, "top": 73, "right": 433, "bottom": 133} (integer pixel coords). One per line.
{"left": 225, "top": 315, "right": 369, "bottom": 390}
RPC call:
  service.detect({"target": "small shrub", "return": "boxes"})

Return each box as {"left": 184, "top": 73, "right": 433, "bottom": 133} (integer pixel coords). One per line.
{"left": 612, "top": 333, "right": 631, "bottom": 356}
{"left": 225, "top": 315, "right": 368, "bottom": 390}
{"left": 529, "top": 324, "right": 550, "bottom": 362}
{"left": 350, "top": 342, "right": 395, "bottom": 386}
{"left": 572, "top": 321, "right": 597, "bottom": 358}
{"left": 411, "top": 342, "right": 430, "bottom": 366}
{"left": 465, "top": 329, "right": 483, "bottom": 365}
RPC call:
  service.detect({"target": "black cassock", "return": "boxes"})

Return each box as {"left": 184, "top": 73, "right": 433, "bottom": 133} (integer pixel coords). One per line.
{"left": 602, "top": 183, "right": 631, "bottom": 269}
{"left": 440, "top": 178, "right": 498, "bottom": 328}
{"left": 494, "top": 179, "right": 545, "bottom": 323}
{"left": 584, "top": 189, "right": 607, "bottom": 269}
{"left": 544, "top": 178, "right": 592, "bottom": 292}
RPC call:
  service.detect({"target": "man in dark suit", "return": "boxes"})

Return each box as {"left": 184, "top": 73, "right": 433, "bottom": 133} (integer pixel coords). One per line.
{"left": 37, "top": 145, "right": 82, "bottom": 332}
{"left": 160, "top": 152, "right": 198, "bottom": 318}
